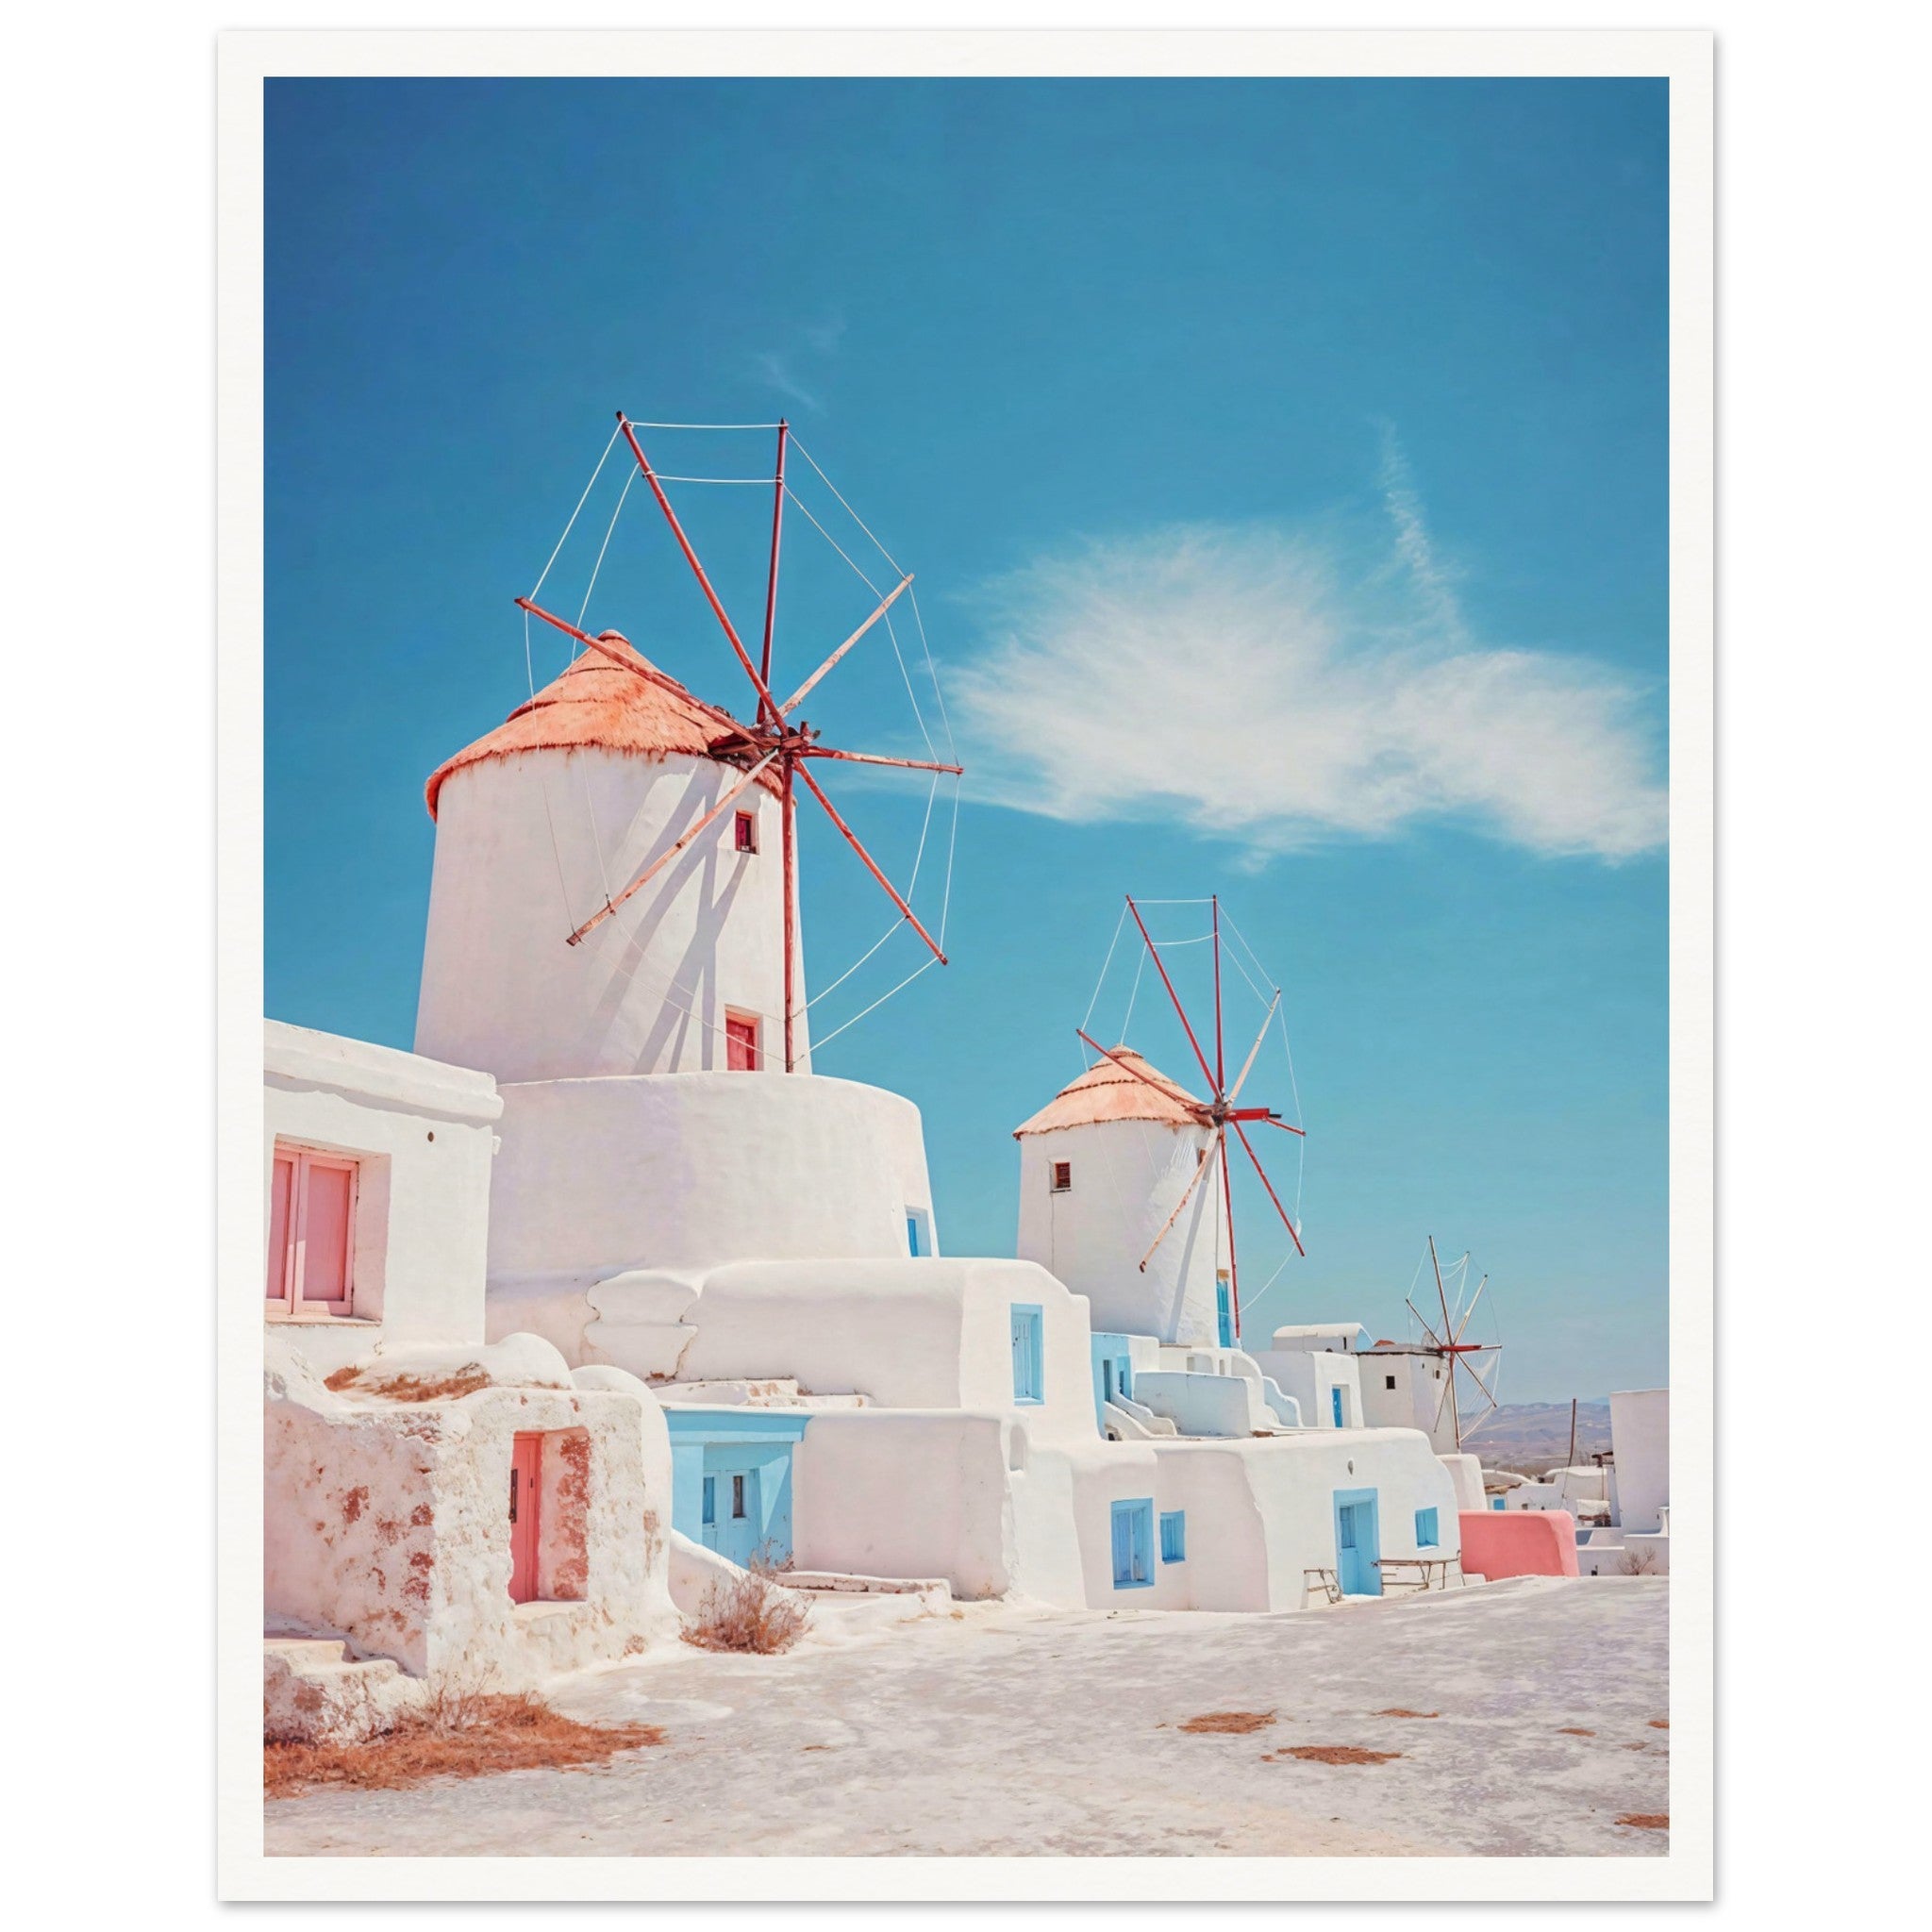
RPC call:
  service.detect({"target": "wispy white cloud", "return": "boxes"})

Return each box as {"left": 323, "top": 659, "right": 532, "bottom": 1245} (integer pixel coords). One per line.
{"left": 751, "top": 313, "right": 845, "bottom": 415}
{"left": 951, "top": 443, "right": 1666, "bottom": 861}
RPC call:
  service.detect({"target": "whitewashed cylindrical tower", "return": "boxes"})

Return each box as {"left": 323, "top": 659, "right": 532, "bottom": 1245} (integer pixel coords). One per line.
{"left": 1013, "top": 1050, "right": 1226, "bottom": 1346}
{"left": 415, "top": 634, "right": 807, "bottom": 1083}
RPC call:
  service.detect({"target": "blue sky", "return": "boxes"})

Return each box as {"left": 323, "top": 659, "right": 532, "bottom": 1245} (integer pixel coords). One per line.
{"left": 266, "top": 77, "right": 1668, "bottom": 1402}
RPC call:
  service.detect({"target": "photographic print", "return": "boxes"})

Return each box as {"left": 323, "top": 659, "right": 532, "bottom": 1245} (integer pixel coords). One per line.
{"left": 220, "top": 30, "right": 1712, "bottom": 1901}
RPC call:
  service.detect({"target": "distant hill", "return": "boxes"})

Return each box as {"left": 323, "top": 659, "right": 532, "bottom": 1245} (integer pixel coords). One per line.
{"left": 1458, "top": 1399, "right": 1612, "bottom": 1474}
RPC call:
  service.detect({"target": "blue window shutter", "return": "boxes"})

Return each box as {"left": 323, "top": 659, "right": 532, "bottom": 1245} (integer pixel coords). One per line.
{"left": 1415, "top": 1507, "right": 1439, "bottom": 1547}
{"left": 907, "top": 1213, "right": 921, "bottom": 1256}
{"left": 701, "top": 1476, "right": 716, "bottom": 1526}
{"left": 1160, "top": 1510, "right": 1187, "bottom": 1563}
{"left": 1331, "top": 1386, "right": 1344, "bottom": 1426}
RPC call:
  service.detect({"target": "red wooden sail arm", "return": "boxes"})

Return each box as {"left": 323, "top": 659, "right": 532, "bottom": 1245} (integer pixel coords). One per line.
{"left": 1218, "top": 1124, "right": 1241, "bottom": 1336}
{"left": 1074, "top": 1027, "right": 1212, "bottom": 1118}
{"left": 777, "top": 574, "right": 915, "bottom": 717}
{"left": 1124, "top": 895, "right": 1220, "bottom": 1097}
{"left": 792, "top": 759, "right": 948, "bottom": 965}
{"left": 781, "top": 757, "right": 799, "bottom": 1072}
{"left": 1224, "top": 1107, "right": 1279, "bottom": 1123}
{"left": 616, "top": 412, "right": 784, "bottom": 728}
{"left": 1229, "top": 1118, "right": 1306, "bottom": 1257}
{"left": 514, "top": 596, "right": 693, "bottom": 698}
{"left": 1138, "top": 1140, "right": 1216, "bottom": 1272}
{"left": 1224, "top": 990, "right": 1280, "bottom": 1106}
{"left": 1406, "top": 1296, "right": 1449, "bottom": 1353}
{"left": 564, "top": 749, "right": 782, "bottom": 947}
{"left": 1258, "top": 1115, "right": 1307, "bottom": 1137}
{"left": 760, "top": 420, "right": 788, "bottom": 688}
{"left": 799, "top": 745, "right": 963, "bottom": 775}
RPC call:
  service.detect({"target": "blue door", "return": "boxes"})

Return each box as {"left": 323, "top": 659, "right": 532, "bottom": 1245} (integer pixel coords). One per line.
{"left": 1331, "top": 1386, "right": 1344, "bottom": 1427}
{"left": 1111, "top": 1498, "right": 1156, "bottom": 1589}
{"left": 1333, "top": 1488, "right": 1382, "bottom": 1596}
{"left": 1215, "top": 1276, "right": 1234, "bottom": 1347}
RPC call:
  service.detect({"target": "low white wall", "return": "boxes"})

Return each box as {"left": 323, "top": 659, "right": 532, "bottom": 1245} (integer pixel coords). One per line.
{"left": 264, "top": 1021, "right": 501, "bottom": 1376}
{"left": 1440, "top": 1452, "right": 1486, "bottom": 1513}
{"left": 792, "top": 1410, "right": 1016, "bottom": 1600}
{"left": 1132, "top": 1371, "right": 1256, "bottom": 1439}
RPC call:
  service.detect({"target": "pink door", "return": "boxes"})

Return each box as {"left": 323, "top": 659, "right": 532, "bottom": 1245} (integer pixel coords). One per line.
{"left": 725, "top": 1014, "right": 759, "bottom": 1071}
{"left": 508, "top": 1433, "right": 541, "bottom": 1603}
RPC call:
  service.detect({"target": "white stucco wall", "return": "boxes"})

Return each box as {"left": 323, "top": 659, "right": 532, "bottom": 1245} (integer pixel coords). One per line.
{"left": 1016, "top": 1115, "right": 1225, "bottom": 1344}
{"left": 417, "top": 745, "right": 808, "bottom": 1083}
{"left": 666, "top": 1258, "right": 1097, "bottom": 1444}
{"left": 1610, "top": 1388, "right": 1670, "bottom": 1532}
{"left": 263, "top": 1021, "right": 502, "bottom": 1377}
{"left": 1248, "top": 1345, "right": 1365, "bottom": 1429}
{"left": 485, "top": 1072, "right": 935, "bottom": 1315}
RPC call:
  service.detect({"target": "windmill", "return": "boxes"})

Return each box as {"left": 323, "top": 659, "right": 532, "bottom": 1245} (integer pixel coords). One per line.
{"left": 1404, "top": 1236, "right": 1504, "bottom": 1452}
{"left": 512, "top": 412, "right": 962, "bottom": 1072}
{"left": 1074, "top": 893, "right": 1307, "bottom": 1341}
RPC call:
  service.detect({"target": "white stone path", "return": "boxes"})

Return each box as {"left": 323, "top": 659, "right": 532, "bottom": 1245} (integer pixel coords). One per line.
{"left": 267, "top": 1576, "right": 1669, "bottom": 1859}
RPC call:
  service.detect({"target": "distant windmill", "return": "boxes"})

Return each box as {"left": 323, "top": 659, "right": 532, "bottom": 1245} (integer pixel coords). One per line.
{"left": 1406, "top": 1236, "right": 1503, "bottom": 1453}
{"left": 1073, "top": 893, "right": 1307, "bottom": 1341}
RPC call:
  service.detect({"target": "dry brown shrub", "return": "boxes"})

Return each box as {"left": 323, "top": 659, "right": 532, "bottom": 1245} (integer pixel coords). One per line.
{"left": 1557, "top": 1726, "right": 1596, "bottom": 1737}
{"left": 1280, "top": 1744, "right": 1404, "bottom": 1766}
{"left": 1178, "top": 1710, "right": 1276, "bottom": 1735}
{"left": 263, "top": 1690, "right": 662, "bottom": 1798}
{"left": 1617, "top": 1813, "right": 1670, "bottom": 1830}
{"left": 1620, "top": 1544, "right": 1662, "bottom": 1576}
{"left": 1648, "top": 1718, "right": 1670, "bottom": 1729}
{"left": 682, "top": 1563, "right": 811, "bottom": 1655}
{"left": 1375, "top": 1708, "right": 1440, "bottom": 1719}
{"left": 324, "top": 1364, "right": 492, "bottom": 1403}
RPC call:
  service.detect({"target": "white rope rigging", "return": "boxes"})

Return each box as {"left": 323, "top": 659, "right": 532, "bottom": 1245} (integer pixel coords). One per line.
{"left": 508, "top": 416, "right": 960, "bottom": 1062}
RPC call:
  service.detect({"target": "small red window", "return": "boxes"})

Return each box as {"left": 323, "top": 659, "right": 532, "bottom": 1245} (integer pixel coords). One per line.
{"left": 733, "top": 810, "right": 758, "bottom": 854}
{"left": 1051, "top": 1160, "right": 1073, "bottom": 1193}
{"left": 724, "top": 1012, "right": 761, "bottom": 1072}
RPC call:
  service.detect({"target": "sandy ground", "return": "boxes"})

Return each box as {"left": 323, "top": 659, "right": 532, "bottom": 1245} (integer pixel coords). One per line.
{"left": 266, "top": 1575, "right": 1669, "bottom": 1858}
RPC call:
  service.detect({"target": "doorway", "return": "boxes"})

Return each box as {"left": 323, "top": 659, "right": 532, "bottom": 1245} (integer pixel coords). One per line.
{"left": 508, "top": 1432, "right": 542, "bottom": 1603}
{"left": 1333, "top": 1486, "right": 1382, "bottom": 1597}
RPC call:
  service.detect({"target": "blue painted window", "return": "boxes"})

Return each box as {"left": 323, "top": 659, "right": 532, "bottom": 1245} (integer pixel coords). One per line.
{"left": 1010, "top": 1304, "right": 1044, "bottom": 1404}
{"left": 907, "top": 1213, "right": 922, "bottom": 1257}
{"left": 1331, "top": 1386, "right": 1344, "bottom": 1427}
{"left": 1491, "top": 1495, "right": 1505, "bottom": 1511}
{"left": 1215, "top": 1276, "right": 1234, "bottom": 1348}
{"left": 1415, "top": 1507, "right": 1440, "bottom": 1547}
{"left": 1111, "top": 1498, "right": 1155, "bottom": 1589}
{"left": 700, "top": 1475, "right": 716, "bottom": 1526}
{"left": 1159, "top": 1510, "right": 1187, "bottom": 1564}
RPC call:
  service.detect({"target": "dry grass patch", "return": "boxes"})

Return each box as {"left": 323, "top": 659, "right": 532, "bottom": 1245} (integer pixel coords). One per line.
{"left": 1648, "top": 1718, "right": 1670, "bottom": 1729}
{"left": 1557, "top": 1727, "right": 1596, "bottom": 1737}
{"left": 1617, "top": 1813, "right": 1669, "bottom": 1831}
{"left": 682, "top": 1564, "right": 811, "bottom": 1655}
{"left": 264, "top": 1690, "right": 663, "bottom": 1798}
{"left": 324, "top": 1363, "right": 492, "bottom": 1404}
{"left": 1375, "top": 1707, "right": 1440, "bottom": 1719}
{"left": 1178, "top": 1710, "right": 1276, "bottom": 1736}
{"left": 1280, "top": 1744, "right": 1404, "bottom": 1766}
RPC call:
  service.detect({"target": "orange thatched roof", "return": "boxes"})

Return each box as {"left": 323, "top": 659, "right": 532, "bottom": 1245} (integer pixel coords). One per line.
{"left": 1013, "top": 1047, "right": 1207, "bottom": 1138}
{"left": 425, "top": 633, "right": 778, "bottom": 818}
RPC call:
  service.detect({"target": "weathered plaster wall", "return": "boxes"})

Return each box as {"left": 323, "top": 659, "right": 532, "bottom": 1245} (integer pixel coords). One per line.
{"left": 1459, "top": 1507, "right": 1579, "bottom": 1579}
{"left": 263, "top": 1334, "right": 675, "bottom": 1686}
{"left": 417, "top": 746, "right": 807, "bottom": 1083}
